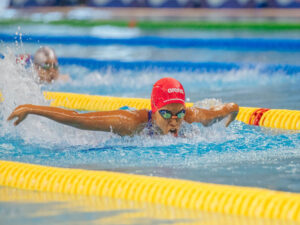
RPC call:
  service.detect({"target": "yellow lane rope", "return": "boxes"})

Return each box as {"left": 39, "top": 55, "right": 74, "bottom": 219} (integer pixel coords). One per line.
{"left": 1, "top": 160, "right": 300, "bottom": 222}
{"left": 0, "top": 91, "right": 4, "bottom": 102}
{"left": 1, "top": 187, "right": 295, "bottom": 225}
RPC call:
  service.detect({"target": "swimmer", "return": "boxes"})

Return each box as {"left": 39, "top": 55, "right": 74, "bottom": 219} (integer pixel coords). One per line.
{"left": 16, "top": 47, "right": 69, "bottom": 83}
{"left": 33, "top": 46, "right": 70, "bottom": 83}
{"left": 7, "top": 77, "right": 239, "bottom": 137}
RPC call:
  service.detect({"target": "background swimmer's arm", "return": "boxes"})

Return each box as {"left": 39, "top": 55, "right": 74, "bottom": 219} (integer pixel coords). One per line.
{"left": 184, "top": 103, "right": 239, "bottom": 127}
{"left": 7, "top": 104, "right": 148, "bottom": 136}
{"left": 58, "top": 74, "right": 71, "bottom": 82}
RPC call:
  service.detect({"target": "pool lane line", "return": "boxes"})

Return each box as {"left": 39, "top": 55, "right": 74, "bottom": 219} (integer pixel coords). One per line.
{"left": 0, "top": 160, "right": 299, "bottom": 222}
{"left": 57, "top": 58, "right": 300, "bottom": 75}
{"left": 0, "top": 19, "right": 300, "bottom": 30}
{"left": 3, "top": 187, "right": 287, "bottom": 224}
{"left": 43, "top": 92, "right": 300, "bottom": 130}
{"left": 2, "top": 53, "right": 299, "bottom": 75}
{"left": 1, "top": 33, "right": 300, "bottom": 51}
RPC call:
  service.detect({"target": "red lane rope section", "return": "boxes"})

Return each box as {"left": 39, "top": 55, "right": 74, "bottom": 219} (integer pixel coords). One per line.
{"left": 249, "top": 108, "right": 270, "bottom": 126}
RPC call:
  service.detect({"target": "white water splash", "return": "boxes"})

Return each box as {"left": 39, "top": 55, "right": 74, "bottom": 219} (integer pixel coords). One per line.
{"left": 0, "top": 48, "right": 116, "bottom": 148}
{"left": 193, "top": 98, "right": 223, "bottom": 109}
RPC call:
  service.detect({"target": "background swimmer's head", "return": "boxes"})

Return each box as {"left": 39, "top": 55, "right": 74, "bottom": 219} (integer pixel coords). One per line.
{"left": 151, "top": 77, "right": 186, "bottom": 136}
{"left": 34, "top": 46, "right": 59, "bottom": 83}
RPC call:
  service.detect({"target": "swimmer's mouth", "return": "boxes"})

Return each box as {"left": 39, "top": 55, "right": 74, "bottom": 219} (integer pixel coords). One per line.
{"left": 169, "top": 128, "right": 178, "bottom": 137}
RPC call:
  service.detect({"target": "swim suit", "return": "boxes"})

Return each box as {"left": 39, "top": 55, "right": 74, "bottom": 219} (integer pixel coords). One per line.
{"left": 147, "top": 110, "right": 155, "bottom": 136}
{"left": 119, "top": 106, "right": 153, "bottom": 135}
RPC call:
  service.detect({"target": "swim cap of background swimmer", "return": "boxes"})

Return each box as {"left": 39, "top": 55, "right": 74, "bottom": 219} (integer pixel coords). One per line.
{"left": 151, "top": 77, "right": 185, "bottom": 113}
{"left": 33, "top": 46, "right": 57, "bottom": 66}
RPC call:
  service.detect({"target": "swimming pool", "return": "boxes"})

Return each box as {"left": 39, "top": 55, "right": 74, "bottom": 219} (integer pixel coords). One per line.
{"left": 0, "top": 21, "right": 300, "bottom": 224}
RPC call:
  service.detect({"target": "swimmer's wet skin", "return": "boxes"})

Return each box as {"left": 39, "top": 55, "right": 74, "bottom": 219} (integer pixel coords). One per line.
{"left": 7, "top": 78, "right": 239, "bottom": 136}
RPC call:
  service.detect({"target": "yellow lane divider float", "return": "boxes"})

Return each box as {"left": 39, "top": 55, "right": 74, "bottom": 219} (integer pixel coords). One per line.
{"left": 44, "top": 91, "right": 300, "bottom": 130}
{"left": 0, "top": 91, "right": 4, "bottom": 102}
{"left": 1, "top": 160, "right": 300, "bottom": 222}
{"left": 4, "top": 188, "right": 289, "bottom": 225}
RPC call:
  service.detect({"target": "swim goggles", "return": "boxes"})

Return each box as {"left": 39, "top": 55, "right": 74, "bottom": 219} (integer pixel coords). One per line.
{"left": 159, "top": 109, "right": 186, "bottom": 120}
{"left": 38, "top": 63, "right": 59, "bottom": 70}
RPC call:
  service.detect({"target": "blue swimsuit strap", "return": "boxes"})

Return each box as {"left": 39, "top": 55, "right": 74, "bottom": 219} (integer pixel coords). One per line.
{"left": 147, "top": 110, "right": 152, "bottom": 129}
{"left": 146, "top": 110, "right": 154, "bottom": 136}
{"left": 119, "top": 107, "right": 153, "bottom": 134}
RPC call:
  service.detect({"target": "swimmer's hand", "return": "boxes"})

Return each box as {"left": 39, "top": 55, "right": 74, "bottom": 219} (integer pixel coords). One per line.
{"left": 225, "top": 110, "right": 238, "bottom": 127}
{"left": 7, "top": 104, "right": 32, "bottom": 126}
{"left": 58, "top": 74, "right": 71, "bottom": 82}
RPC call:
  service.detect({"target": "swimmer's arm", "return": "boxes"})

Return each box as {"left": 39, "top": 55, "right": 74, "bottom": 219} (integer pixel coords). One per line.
{"left": 58, "top": 74, "right": 71, "bottom": 82}
{"left": 184, "top": 103, "right": 239, "bottom": 127}
{"left": 7, "top": 104, "right": 148, "bottom": 136}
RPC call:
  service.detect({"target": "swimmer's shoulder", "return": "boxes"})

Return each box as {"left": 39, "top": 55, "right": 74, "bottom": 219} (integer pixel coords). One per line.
{"left": 132, "top": 109, "right": 149, "bottom": 124}
{"left": 117, "top": 107, "right": 149, "bottom": 127}
{"left": 114, "top": 109, "right": 149, "bottom": 134}
{"left": 131, "top": 109, "right": 150, "bottom": 134}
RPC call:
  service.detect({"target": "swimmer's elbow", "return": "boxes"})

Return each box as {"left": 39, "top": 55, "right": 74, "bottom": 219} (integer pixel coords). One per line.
{"left": 201, "top": 120, "right": 214, "bottom": 127}
{"left": 114, "top": 130, "right": 135, "bottom": 137}
{"left": 112, "top": 127, "right": 137, "bottom": 136}
{"left": 201, "top": 122, "right": 210, "bottom": 127}
{"left": 202, "top": 117, "right": 221, "bottom": 127}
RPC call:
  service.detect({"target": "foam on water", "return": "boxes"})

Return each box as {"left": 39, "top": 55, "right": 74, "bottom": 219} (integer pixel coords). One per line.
{"left": 0, "top": 48, "right": 115, "bottom": 147}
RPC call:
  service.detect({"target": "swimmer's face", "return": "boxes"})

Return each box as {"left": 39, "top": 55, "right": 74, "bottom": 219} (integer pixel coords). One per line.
{"left": 35, "top": 59, "right": 59, "bottom": 83}
{"left": 153, "top": 103, "right": 185, "bottom": 137}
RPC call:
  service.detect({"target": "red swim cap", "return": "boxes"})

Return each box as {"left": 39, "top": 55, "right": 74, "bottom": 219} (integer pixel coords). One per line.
{"left": 151, "top": 77, "right": 185, "bottom": 113}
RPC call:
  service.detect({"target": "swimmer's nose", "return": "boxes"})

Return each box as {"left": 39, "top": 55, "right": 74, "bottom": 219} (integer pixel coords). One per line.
{"left": 169, "top": 117, "right": 178, "bottom": 125}
{"left": 49, "top": 68, "right": 57, "bottom": 72}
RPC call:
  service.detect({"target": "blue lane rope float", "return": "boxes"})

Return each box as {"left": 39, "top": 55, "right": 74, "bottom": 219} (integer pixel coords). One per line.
{"left": 59, "top": 57, "right": 242, "bottom": 72}
{"left": 57, "top": 57, "right": 300, "bottom": 75}
{"left": 1, "top": 33, "right": 300, "bottom": 51}
{"left": 0, "top": 53, "right": 299, "bottom": 75}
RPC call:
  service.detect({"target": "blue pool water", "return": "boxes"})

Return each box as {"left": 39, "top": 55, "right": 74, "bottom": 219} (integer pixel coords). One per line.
{"left": 0, "top": 24, "right": 300, "bottom": 224}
